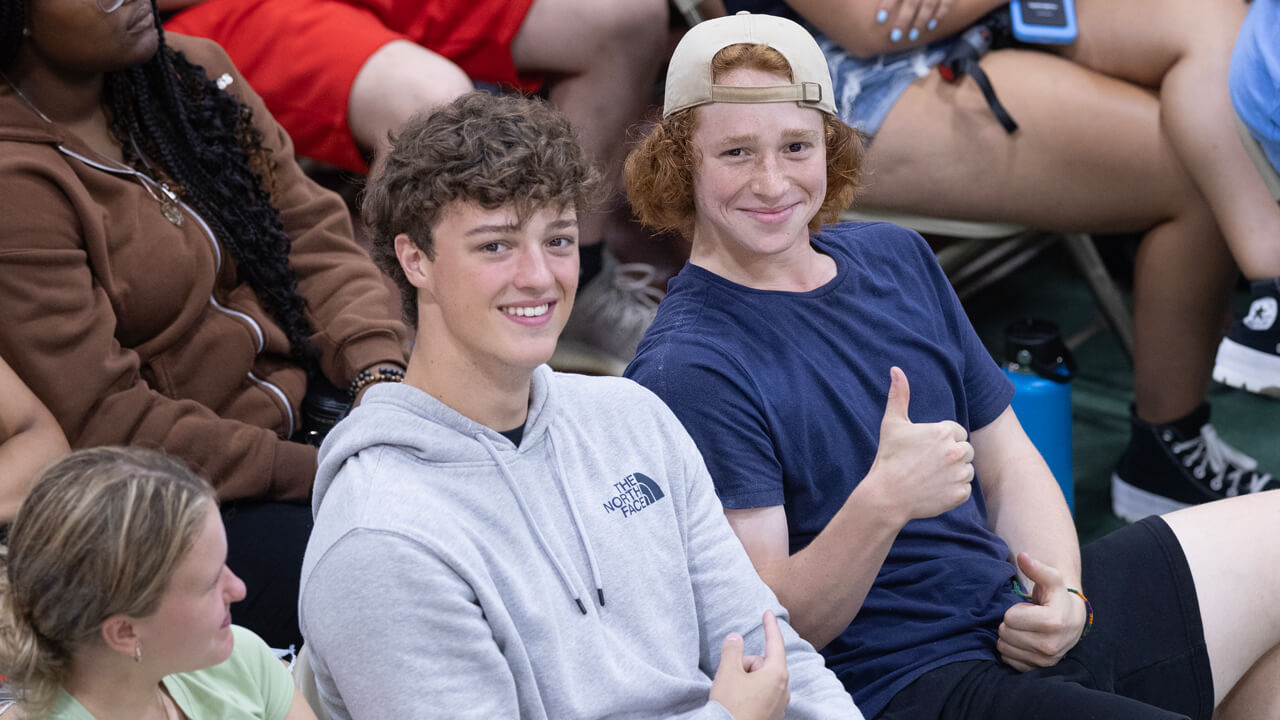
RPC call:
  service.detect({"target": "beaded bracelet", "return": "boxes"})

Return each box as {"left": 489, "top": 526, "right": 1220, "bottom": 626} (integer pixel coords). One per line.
{"left": 348, "top": 365, "right": 405, "bottom": 398}
{"left": 1012, "top": 581, "right": 1094, "bottom": 639}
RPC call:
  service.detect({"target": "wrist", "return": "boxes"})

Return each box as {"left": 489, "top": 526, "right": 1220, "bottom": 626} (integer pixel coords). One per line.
{"left": 851, "top": 468, "right": 911, "bottom": 530}
{"left": 349, "top": 364, "right": 405, "bottom": 399}
{"left": 1066, "top": 587, "right": 1093, "bottom": 638}
{"left": 1019, "top": 580, "right": 1092, "bottom": 639}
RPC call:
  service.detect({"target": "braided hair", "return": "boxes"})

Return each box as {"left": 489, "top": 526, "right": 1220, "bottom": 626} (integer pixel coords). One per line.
{"left": 0, "top": 0, "right": 22, "bottom": 69}
{"left": 3, "top": 0, "right": 315, "bottom": 368}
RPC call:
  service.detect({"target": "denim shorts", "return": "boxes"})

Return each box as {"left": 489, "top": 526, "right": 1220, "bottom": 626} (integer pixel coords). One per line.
{"left": 1250, "top": 125, "right": 1280, "bottom": 175}
{"left": 722, "top": 0, "right": 956, "bottom": 139}
{"left": 817, "top": 33, "right": 957, "bottom": 139}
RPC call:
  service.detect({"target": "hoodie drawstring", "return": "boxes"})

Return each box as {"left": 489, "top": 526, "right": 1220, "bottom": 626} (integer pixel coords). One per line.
{"left": 477, "top": 433, "right": 600, "bottom": 615}
{"left": 547, "top": 434, "right": 606, "bottom": 608}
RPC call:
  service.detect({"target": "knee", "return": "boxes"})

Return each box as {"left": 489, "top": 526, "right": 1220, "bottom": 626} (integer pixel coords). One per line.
{"left": 388, "top": 69, "right": 473, "bottom": 122}
{"left": 580, "top": 0, "right": 669, "bottom": 61}
{"left": 350, "top": 42, "right": 474, "bottom": 140}
{"left": 1160, "top": 0, "right": 1246, "bottom": 59}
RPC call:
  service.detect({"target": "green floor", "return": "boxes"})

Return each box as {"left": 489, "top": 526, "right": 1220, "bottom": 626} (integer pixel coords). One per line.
{"left": 962, "top": 241, "right": 1279, "bottom": 543}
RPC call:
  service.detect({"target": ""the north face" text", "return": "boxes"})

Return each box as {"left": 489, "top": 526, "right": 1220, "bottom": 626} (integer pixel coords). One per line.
{"left": 602, "top": 472, "right": 666, "bottom": 517}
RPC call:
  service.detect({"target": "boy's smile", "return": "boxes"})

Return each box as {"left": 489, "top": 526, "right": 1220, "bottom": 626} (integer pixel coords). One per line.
{"left": 416, "top": 201, "right": 579, "bottom": 382}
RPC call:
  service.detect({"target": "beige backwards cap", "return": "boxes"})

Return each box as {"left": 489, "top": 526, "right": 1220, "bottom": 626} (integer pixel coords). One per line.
{"left": 663, "top": 11, "right": 836, "bottom": 118}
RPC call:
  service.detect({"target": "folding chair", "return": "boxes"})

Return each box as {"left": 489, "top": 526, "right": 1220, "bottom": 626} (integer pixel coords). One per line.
{"left": 839, "top": 208, "right": 1135, "bottom": 360}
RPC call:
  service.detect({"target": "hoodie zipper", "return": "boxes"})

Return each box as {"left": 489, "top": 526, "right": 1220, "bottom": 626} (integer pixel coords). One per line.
{"left": 58, "top": 146, "right": 295, "bottom": 437}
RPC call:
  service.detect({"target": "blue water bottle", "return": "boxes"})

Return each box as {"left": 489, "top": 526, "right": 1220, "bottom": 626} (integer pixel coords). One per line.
{"left": 1003, "top": 318, "right": 1076, "bottom": 513}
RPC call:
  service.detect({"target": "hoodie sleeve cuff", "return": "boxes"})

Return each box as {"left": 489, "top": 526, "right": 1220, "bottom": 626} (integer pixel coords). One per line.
{"left": 270, "top": 439, "right": 319, "bottom": 502}
{"left": 331, "top": 331, "right": 408, "bottom": 386}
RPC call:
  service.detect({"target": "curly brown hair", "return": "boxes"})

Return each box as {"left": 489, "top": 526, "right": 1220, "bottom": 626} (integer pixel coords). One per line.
{"left": 363, "top": 92, "right": 604, "bottom": 327}
{"left": 625, "top": 43, "right": 864, "bottom": 239}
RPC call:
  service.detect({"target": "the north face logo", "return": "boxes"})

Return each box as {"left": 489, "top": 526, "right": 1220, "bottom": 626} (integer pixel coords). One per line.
{"left": 1243, "top": 297, "right": 1278, "bottom": 331}
{"left": 602, "top": 472, "right": 666, "bottom": 517}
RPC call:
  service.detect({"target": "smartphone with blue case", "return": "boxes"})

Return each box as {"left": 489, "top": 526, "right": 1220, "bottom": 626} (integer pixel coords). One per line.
{"left": 1009, "top": 0, "right": 1077, "bottom": 44}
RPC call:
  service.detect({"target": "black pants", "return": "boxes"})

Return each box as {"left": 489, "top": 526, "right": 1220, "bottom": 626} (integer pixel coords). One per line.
{"left": 878, "top": 517, "right": 1213, "bottom": 720}
{"left": 221, "top": 500, "right": 313, "bottom": 650}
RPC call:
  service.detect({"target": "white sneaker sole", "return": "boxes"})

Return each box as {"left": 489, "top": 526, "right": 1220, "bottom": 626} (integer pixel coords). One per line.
{"left": 1213, "top": 336, "right": 1280, "bottom": 397}
{"left": 1110, "top": 473, "right": 1191, "bottom": 523}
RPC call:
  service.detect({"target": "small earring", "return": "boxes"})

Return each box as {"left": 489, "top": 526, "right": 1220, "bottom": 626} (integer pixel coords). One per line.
{"left": 22, "top": 27, "right": 31, "bottom": 37}
{"left": 134, "top": 644, "right": 142, "bottom": 663}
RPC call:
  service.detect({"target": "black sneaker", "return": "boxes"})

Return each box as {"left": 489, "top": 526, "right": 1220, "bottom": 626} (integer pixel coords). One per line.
{"left": 1213, "top": 277, "right": 1280, "bottom": 397}
{"left": 1111, "top": 403, "right": 1277, "bottom": 522}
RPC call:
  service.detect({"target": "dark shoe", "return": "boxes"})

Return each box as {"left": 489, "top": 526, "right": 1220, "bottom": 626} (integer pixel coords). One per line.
{"left": 1213, "top": 277, "right": 1280, "bottom": 397}
{"left": 1111, "top": 403, "right": 1277, "bottom": 522}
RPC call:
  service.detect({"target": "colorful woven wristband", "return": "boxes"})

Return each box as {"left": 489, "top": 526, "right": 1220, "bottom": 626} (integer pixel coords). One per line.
{"left": 1012, "top": 581, "right": 1094, "bottom": 639}
{"left": 1066, "top": 587, "right": 1093, "bottom": 638}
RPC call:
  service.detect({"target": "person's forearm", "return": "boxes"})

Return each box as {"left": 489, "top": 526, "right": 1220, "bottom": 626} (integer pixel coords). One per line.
{"left": 978, "top": 427, "right": 1081, "bottom": 588}
{"left": 788, "top": 0, "right": 1009, "bottom": 57}
{"left": 0, "top": 363, "right": 69, "bottom": 523}
{"left": 746, "top": 479, "right": 906, "bottom": 649}
{"left": 990, "top": 476, "right": 1081, "bottom": 588}
{"left": 0, "top": 416, "right": 68, "bottom": 523}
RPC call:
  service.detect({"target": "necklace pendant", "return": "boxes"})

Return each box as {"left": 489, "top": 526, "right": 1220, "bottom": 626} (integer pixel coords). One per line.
{"left": 162, "top": 202, "right": 184, "bottom": 227}
{"left": 158, "top": 183, "right": 184, "bottom": 227}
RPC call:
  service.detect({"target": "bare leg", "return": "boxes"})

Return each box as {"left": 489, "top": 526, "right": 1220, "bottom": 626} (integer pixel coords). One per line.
{"left": 349, "top": 2, "right": 666, "bottom": 250}
{"left": 1215, "top": 643, "right": 1280, "bottom": 720}
{"left": 347, "top": 40, "right": 474, "bottom": 162}
{"left": 1062, "top": 0, "right": 1280, "bottom": 279}
{"left": 861, "top": 49, "right": 1234, "bottom": 423}
{"left": 1131, "top": 201, "right": 1236, "bottom": 423}
{"left": 1161, "top": 492, "right": 1280, "bottom": 710}
{"left": 511, "top": 0, "right": 669, "bottom": 246}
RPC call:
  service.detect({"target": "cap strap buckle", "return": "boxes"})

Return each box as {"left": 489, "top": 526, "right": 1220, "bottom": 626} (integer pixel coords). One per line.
{"left": 708, "top": 81, "right": 823, "bottom": 107}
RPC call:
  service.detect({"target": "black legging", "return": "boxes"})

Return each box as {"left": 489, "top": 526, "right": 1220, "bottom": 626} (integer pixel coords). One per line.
{"left": 221, "top": 500, "right": 312, "bottom": 650}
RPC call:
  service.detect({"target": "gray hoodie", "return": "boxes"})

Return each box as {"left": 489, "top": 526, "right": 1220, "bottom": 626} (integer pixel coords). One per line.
{"left": 298, "top": 366, "right": 862, "bottom": 719}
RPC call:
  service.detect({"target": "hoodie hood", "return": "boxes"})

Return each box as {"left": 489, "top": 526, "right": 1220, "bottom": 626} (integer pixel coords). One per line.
{"left": 314, "top": 364, "right": 606, "bottom": 614}
{"left": 0, "top": 84, "right": 66, "bottom": 146}
{"left": 1, "top": 81, "right": 93, "bottom": 149}
{"left": 314, "top": 364, "right": 557, "bottom": 511}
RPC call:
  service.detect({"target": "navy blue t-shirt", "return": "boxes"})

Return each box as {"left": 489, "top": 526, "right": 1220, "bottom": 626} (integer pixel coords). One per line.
{"left": 626, "top": 223, "right": 1021, "bottom": 717}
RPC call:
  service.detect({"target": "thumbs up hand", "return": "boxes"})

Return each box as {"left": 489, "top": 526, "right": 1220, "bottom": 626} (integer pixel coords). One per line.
{"left": 997, "top": 552, "right": 1087, "bottom": 671}
{"left": 866, "top": 367, "right": 975, "bottom": 524}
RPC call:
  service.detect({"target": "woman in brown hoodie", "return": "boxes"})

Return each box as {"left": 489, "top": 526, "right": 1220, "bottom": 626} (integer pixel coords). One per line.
{"left": 0, "top": 0, "right": 409, "bottom": 648}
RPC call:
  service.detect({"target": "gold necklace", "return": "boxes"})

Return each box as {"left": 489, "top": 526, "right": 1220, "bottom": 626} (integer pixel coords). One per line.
{"left": 0, "top": 71, "right": 185, "bottom": 227}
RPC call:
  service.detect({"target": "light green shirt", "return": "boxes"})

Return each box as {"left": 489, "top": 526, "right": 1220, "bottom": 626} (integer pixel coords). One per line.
{"left": 52, "top": 626, "right": 294, "bottom": 720}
